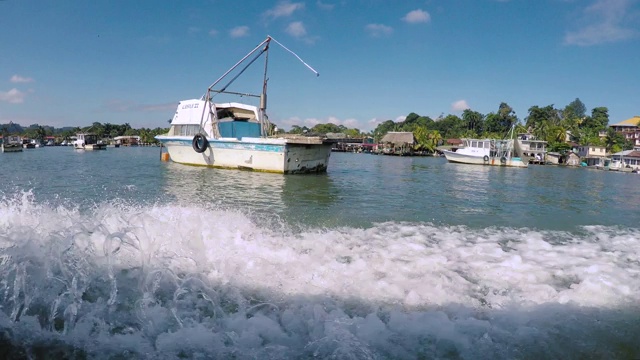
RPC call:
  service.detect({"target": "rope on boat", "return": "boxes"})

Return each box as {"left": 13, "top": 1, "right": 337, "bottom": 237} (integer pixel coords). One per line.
{"left": 269, "top": 35, "right": 319, "bottom": 76}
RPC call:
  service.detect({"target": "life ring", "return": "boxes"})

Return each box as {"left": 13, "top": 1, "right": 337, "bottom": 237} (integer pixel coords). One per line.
{"left": 500, "top": 156, "right": 507, "bottom": 164}
{"left": 483, "top": 155, "right": 489, "bottom": 162}
{"left": 192, "top": 134, "right": 209, "bottom": 153}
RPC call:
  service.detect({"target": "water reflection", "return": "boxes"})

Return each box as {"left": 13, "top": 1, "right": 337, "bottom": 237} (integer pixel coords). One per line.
{"left": 164, "top": 163, "right": 287, "bottom": 212}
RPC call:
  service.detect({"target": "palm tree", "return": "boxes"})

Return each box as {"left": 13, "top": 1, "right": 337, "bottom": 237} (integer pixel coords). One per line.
{"left": 428, "top": 130, "right": 442, "bottom": 150}
{"left": 548, "top": 125, "right": 567, "bottom": 144}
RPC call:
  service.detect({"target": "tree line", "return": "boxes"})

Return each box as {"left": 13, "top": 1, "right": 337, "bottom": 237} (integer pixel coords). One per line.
{"left": 1, "top": 122, "right": 169, "bottom": 145}
{"left": 279, "top": 99, "right": 634, "bottom": 154}
{"left": 4, "top": 98, "right": 634, "bottom": 153}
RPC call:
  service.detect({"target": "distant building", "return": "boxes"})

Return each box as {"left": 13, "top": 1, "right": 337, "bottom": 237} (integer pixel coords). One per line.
{"left": 380, "top": 132, "right": 415, "bottom": 155}
{"left": 577, "top": 145, "right": 607, "bottom": 158}
{"left": 609, "top": 116, "right": 640, "bottom": 147}
{"left": 565, "top": 152, "right": 581, "bottom": 166}
{"left": 611, "top": 149, "right": 640, "bottom": 170}
{"left": 114, "top": 135, "right": 140, "bottom": 146}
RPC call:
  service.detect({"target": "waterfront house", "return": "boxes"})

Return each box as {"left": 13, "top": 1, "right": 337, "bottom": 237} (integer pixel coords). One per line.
{"left": 577, "top": 145, "right": 607, "bottom": 158}
{"left": 516, "top": 133, "right": 547, "bottom": 163}
{"left": 114, "top": 135, "right": 140, "bottom": 146}
{"left": 380, "top": 132, "right": 415, "bottom": 155}
{"left": 577, "top": 144, "right": 609, "bottom": 167}
{"left": 565, "top": 152, "right": 581, "bottom": 166}
{"left": 547, "top": 152, "right": 561, "bottom": 165}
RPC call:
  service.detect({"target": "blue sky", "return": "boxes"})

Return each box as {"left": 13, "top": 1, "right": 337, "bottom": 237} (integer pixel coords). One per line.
{"left": 1, "top": 0, "right": 639, "bottom": 132}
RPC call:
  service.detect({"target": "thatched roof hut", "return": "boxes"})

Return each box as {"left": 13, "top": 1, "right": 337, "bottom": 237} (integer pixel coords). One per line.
{"left": 381, "top": 132, "right": 415, "bottom": 145}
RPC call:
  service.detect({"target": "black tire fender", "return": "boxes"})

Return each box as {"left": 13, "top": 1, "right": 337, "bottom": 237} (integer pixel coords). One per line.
{"left": 192, "top": 134, "right": 209, "bottom": 153}
{"left": 483, "top": 155, "right": 489, "bottom": 162}
{"left": 500, "top": 156, "right": 507, "bottom": 164}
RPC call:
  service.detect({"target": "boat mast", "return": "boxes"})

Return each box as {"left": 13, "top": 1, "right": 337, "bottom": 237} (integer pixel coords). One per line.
{"left": 205, "top": 37, "right": 272, "bottom": 95}
{"left": 260, "top": 38, "right": 271, "bottom": 136}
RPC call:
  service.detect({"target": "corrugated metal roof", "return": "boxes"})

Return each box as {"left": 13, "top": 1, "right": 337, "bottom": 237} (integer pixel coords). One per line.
{"left": 612, "top": 116, "right": 640, "bottom": 126}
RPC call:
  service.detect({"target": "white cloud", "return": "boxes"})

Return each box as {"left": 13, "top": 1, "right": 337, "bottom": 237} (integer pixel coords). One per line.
{"left": 0, "top": 88, "right": 26, "bottom": 103}
{"left": 188, "top": 27, "right": 200, "bottom": 34}
{"left": 564, "top": 0, "right": 637, "bottom": 46}
{"left": 402, "top": 9, "right": 431, "bottom": 24}
{"left": 365, "top": 24, "right": 393, "bottom": 37}
{"left": 230, "top": 26, "right": 250, "bottom": 38}
{"left": 286, "top": 21, "right": 307, "bottom": 38}
{"left": 316, "top": 1, "right": 334, "bottom": 10}
{"left": 10, "top": 75, "right": 34, "bottom": 83}
{"left": 208, "top": 29, "right": 218, "bottom": 37}
{"left": 451, "top": 100, "right": 470, "bottom": 112}
{"left": 264, "top": 1, "right": 305, "bottom": 19}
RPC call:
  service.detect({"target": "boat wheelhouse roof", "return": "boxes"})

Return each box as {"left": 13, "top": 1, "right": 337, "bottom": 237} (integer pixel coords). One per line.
{"left": 170, "top": 99, "right": 260, "bottom": 126}
{"left": 214, "top": 102, "right": 259, "bottom": 121}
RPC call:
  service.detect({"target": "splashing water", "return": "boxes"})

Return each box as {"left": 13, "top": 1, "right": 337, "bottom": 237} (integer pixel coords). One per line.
{"left": 0, "top": 192, "right": 639, "bottom": 359}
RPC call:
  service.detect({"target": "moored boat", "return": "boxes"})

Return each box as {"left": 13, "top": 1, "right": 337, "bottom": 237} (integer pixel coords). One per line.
{"left": 73, "top": 133, "right": 107, "bottom": 150}
{"left": 442, "top": 138, "right": 528, "bottom": 168}
{"left": 22, "top": 138, "right": 36, "bottom": 149}
{"left": 155, "top": 36, "right": 332, "bottom": 174}
{"left": 1, "top": 135, "right": 24, "bottom": 153}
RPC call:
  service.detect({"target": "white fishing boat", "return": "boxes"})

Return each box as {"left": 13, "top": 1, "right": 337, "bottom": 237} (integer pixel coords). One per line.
{"left": 1, "top": 135, "right": 23, "bottom": 153}
{"left": 155, "top": 36, "right": 332, "bottom": 174}
{"left": 73, "top": 133, "right": 107, "bottom": 150}
{"left": 442, "top": 138, "right": 528, "bottom": 168}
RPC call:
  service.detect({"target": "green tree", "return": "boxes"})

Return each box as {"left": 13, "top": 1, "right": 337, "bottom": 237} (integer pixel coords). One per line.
{"left": 604, "top": 127, "right": 628, "bottom": 153}
{"left": 432, "top": 114, "right": 464, "bottom": 139}
{"left": 289, "top": 125, "right": 308, "bottom": 134}
{"left": 461, "top": 109, "right": 484, "bottom": 135}
{"left": 562, "top": 98, "right": 586, "bottom": 131}
{"left": 590, "top": 107, "right": 609, "bottom": 130}
{"left": 372, "top": 120, "right": 397, "bottom": 142}
{"left": 413, "top": 127, "right": 442, "bottom": 153}
{"left": 485, "top": 103, "right": 518, "bottom": 136}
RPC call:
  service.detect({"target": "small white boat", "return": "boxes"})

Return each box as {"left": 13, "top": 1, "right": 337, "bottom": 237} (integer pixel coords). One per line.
{"left": 155, "top": 36, "right": 332, "bottom": 174}
{"left": 22, "top": 138, "right": 36, "bottom": 149}
{"left": 1, "top": 135, "right": 23, "bottom": 153}
{"left": 73, "top": 133, "right": 107, "bottom": 150}
{"left": 442, "top": 138, "right": 528, "bottom": 168}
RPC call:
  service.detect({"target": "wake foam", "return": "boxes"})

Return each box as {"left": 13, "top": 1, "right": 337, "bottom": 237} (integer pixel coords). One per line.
{"left": 0, "top": 194, "right": 639, "bottom": 359}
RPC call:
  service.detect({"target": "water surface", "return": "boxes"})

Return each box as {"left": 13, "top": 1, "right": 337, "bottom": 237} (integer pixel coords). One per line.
{"left": 0, "top": 147, "right": 638, "bottom": 359}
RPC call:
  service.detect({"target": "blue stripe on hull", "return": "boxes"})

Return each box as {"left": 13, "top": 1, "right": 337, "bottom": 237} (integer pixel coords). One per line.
{"left": 159, "top": 137, "right": 285, "bottom": 153}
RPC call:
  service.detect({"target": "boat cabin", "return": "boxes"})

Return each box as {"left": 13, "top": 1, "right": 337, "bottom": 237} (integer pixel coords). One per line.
{"left": 5, "top": 135, "right": 22, "bottom": 145}
{"left": 167, "top": 99, "right": 264, "bottom": 140}
{"left": 77, "top": 133, "right": 99, "bottom": 145}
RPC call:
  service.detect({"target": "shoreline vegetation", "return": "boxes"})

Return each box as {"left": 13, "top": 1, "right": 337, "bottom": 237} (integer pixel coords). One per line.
{"left": 1, "top": 98, "right": 636, "bottom": 154}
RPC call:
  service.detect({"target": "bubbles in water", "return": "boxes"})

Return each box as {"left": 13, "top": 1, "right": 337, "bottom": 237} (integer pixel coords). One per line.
{"left": 0, "top": 194, "right": 639, "bottom": 359}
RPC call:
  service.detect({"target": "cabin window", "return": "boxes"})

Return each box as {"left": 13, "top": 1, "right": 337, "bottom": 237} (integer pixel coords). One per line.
{"left": 171, "top": 124, "right": 202, "bottom": 136}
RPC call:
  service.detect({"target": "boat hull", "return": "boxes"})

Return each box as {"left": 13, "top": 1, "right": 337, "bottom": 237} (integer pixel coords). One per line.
{"left": 1, "top": 144, "right": 23, "bottom": 153}
{"left": 442, "top": 150, "right": 528, "bottom": 168}
{"left": 156, "top": 136, "right": 332, "bottom": 174}
{"left": 74, "top": 144, "right": 107, "bottom": 150}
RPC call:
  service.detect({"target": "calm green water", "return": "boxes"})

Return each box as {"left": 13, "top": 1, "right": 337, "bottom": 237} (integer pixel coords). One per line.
{"left": 0, "top": 147, "right": 639, "bottom": 359}
{"left": 1, "top": 146, "right": 637, "bottom": 230}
